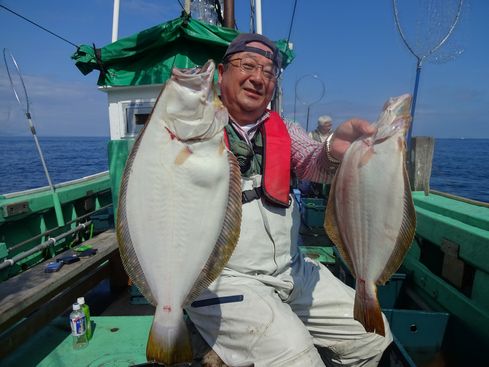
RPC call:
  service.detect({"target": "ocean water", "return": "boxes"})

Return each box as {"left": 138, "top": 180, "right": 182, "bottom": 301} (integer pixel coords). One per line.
{"left": 0, "top": 136, "right": 488, "bottom": 203}
{"left": 0, "top": 136, "right": 109, "bottom": 194}
{"left": 430, "top": 138, "right": 489, "bottom": 203}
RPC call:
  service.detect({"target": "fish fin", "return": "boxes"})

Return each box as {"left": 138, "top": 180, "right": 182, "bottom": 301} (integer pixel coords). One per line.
{"left": 324, "top": 174, "right": 357, "bottom": 278}
{"left": 115, "top": 126, "right": 159, "bottom": 306}
{"left": 146, "top": 307, "right": 193, "bottom": 365}
{"left": 378, "top": 163, "right": 416, "bottom": 285}
{"left": 354, "top": 279, "right": 385, "bottom": 336}
{"left": 175, "top": 146, "right": 193, "bottom": 165}
{"left": 183, "top": 151, "right": 242, "bottom": 304}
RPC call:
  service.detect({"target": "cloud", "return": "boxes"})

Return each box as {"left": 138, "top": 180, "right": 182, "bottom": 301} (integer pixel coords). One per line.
{"left": 0, "top": 71, "right": 108, "bottom": 136}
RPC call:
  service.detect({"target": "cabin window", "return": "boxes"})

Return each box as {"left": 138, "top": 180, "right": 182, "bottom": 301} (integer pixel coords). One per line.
{"left": 124, "top": 102, "right": 154, "bottom": 138}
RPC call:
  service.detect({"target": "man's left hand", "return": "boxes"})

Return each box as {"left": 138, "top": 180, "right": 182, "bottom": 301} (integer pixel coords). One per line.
{"left": 330, "top": 118, "right": 376, "bottom": 161}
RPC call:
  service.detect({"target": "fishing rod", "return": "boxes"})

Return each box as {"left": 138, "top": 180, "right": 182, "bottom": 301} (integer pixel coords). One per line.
{"left": 2, "top": 48, "right": 65, "bottom": 226}
{"left": 0, "top": 4, "right": 79, "bottom": 48}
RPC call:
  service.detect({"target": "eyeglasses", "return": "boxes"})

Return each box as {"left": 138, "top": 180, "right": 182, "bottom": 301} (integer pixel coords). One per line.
{"left": 227, "top": 57, "right": 279, "bottom": 80}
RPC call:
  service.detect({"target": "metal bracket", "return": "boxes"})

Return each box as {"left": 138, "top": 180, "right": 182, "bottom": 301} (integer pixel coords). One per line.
{"left": 2, "top": 201, "right": 30, "bottom": 217}
{"left": 440, "top": 239, "right": 465, "bottom": 289}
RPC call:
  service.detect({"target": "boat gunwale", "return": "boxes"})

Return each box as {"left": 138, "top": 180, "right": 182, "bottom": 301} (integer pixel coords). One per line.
{"left": 1, "top": 170, "right": 110, "bottom": 199}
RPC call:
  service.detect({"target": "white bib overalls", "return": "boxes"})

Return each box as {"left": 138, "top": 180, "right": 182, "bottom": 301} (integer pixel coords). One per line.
{"left": 185, "top": 176, "right": 392, "bottom": 366}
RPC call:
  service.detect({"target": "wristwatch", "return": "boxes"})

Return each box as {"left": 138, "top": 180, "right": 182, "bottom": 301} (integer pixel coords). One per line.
{"left": 326, "top": 133, "right": 341, "bottom": 165}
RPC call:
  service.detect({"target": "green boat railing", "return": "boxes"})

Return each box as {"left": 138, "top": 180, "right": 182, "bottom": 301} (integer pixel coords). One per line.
{"left": 0, "top": 171, "right": 113, "bottom": 281}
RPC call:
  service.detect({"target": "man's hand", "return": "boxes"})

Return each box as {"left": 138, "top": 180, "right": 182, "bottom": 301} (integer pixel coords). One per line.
{"left": 330, "top": 118, "right": 376, "bottom": 161}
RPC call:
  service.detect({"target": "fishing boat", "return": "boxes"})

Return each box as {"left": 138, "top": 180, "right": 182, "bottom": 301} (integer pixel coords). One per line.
{"left": 1, "top": 1, "right": 488, "bottom": 366}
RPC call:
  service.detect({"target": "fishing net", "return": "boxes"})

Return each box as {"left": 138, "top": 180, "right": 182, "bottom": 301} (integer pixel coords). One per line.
{"left": 294, "top": 74, "right": 325, "bottom": 130}
{"left": 393, "top": 0, "right": 468, "bottom": 65}
{"left": 392, "top": 0, "right": 468, "bottom": 148}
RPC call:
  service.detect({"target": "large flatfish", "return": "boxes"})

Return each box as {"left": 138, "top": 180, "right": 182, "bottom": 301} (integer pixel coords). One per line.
{"left": 325, "top": 94, "right": 416, "bottom": 336}
{"left": 117, "top": 60, "right": 241, "bottom": 364}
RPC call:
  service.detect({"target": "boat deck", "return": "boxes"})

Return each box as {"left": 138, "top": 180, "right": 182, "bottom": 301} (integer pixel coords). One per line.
{"left": 0, "top": 222, "right": 457, "bottom": 366}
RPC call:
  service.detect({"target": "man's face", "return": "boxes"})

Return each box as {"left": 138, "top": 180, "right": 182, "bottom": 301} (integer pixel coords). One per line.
{"left": 319, "top": 123, "right": 332, "bottom": 134}
{"left": 218, "top": 42, "right": 277, "bottom": 124}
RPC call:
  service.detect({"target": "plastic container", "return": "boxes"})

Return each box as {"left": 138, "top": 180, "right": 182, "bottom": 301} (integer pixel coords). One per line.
{"left": 77, "top": 297, "right": 92, "bottom": 340}
{"left": 69, "top": 303, "right": 88, "bottom": 349}
{"left": 301, "top": 197, "right": 326, "bottom": 227}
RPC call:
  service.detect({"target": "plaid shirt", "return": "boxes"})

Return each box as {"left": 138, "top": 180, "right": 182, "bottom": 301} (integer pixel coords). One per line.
{"left": 228, "top": 112, "right": 337, "bottom": 184}
{"left": 285, "top": 120, "right": 337, "bottom": 183}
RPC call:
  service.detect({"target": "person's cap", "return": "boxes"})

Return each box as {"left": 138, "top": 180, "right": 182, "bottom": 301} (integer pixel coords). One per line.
{"left": 318, "top": 115, "right": 333, "bottom": 126}
{"left": 223, "top": 33, "right": 282, "bottom": 69}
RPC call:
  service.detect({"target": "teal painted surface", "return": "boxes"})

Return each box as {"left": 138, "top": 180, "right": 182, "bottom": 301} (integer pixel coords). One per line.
{"left": 413, "top": 191, "right": 489, "bottom": 231}
{"left": 406, "top": 191, "right": 489, "bottom": 346}
{"left": 412, "top": 191, "right": 489, "bottom": 272}
{"left": 1, "top": 316, "right": 151, "bottom": 366}
{"left": 0, "top": 173, "right": 111, "bottom": 223}
{"left": 383, "top": 309, "right": 448, "bottom": 350}
{"left": 414, "top": 206, "right": 489, "bottom": 272}
{"left": 301, "top": 197, "right": 326, "bottom": 227}
{"left": 298, "top": 246, "right": 335, "bottom": 264}
{"left": 378, "top": 273, "right": 406, "bottom": 309}
{"left": 473, "top": 269, "right": 489, "bottom": 310}
{"left": 0, "top": 243, "right": 7, "bottom": 260}
{"left": 108, "top": 139, "right": 134, "bottom": 221}
{"left": 0, "top": 173, "right": 113, "bottom": 280}
{"left": 403, "top": 255, "right": 489, "bottom": 342}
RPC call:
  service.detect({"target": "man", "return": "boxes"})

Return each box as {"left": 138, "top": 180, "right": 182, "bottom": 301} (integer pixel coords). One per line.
{"left": 309, "top": 115, "right": 333, "bottom": 143}
{"left": 185, "top": 33, "right": 392, "bottom": 367}
{"left": 306, "top": 115, "right": 335, "bottom": 197}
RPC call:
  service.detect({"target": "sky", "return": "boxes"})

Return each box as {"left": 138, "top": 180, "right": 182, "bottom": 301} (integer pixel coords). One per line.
{"left": 0, "top": 0, "right": 488, "bottom": 138}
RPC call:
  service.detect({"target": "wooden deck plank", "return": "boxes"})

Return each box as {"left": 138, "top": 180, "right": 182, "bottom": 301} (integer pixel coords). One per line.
{"left": 0, "top": 230, "right": 119, "bottom": 332}
{"left": 0, "top": 263, "right": 111, "bottom": 358}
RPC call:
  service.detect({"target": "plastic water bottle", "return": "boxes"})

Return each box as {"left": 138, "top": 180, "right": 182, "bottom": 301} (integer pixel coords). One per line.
{"left": 69, "top": 303, "right": 88, "bottom": 349}
{"left": 77, "top": 297, "right": 92, "bottom": 340}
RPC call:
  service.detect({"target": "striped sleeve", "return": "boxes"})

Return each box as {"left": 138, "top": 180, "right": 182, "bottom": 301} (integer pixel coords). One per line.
{"left": 285, "top": 120, "right": 338, "bottom": 183}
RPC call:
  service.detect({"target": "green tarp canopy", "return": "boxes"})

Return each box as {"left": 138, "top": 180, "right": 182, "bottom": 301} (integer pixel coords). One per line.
{"left": 72, "top": 15, "right": 294, "bottom": 87}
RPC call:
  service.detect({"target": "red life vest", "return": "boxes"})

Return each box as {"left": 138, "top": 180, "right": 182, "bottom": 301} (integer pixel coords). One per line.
{"left": 224, "top": 111, "right": 291, "bottom": 207}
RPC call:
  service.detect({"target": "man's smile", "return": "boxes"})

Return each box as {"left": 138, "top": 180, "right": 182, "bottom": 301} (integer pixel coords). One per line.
{"left": 243, "top": 87, "right": 263, "bottom": 98}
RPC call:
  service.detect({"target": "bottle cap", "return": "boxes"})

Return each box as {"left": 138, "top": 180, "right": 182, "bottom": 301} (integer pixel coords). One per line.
{"left": 77, "top": 297, "right": 85, "bottom": 305}
{"left": 73, "top": 303, "right": 80, "bottom": 311}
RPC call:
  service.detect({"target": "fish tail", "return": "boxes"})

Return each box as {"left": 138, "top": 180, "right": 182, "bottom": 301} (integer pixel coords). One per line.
{"left": 146, "top": 307, "right": 193, "bottom": 364}
{"left": 353, "top": 279, "right": 385, "bottom": 336}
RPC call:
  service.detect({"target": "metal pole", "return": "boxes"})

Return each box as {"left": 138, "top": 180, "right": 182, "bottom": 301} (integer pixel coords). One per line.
{"left": 293, "top": 86, "right": 297, "bottom": 122}
{"left": 25, "top": 113, "right": 65, "bottom": 226}
{"left": 224, "top": 0, "right": 235, "bottom": 28}
{"left": 295, "top": 74, "right": 325, "bottom": 130}
{"left": 407, "top": 58, "right": 423, "bottom": 155}
{"left": 3, "top": 49, "right": 65, "bottom": 226}
{"left": 111, "top": 0, "right": 120, "bottom": 42}
{"left": 0, "top": 221, "right": 92, "bottom": 271}
{"left": 255, "top": 0, "right": 262, "bottom": 34}
{"left": 306, "top": 106, "right": 311, "bottom": 131}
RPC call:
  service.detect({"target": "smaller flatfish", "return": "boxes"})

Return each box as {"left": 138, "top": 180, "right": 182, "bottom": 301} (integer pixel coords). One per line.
{"left": 325, "top": 94, "right": 416, "bottom": 336}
